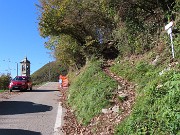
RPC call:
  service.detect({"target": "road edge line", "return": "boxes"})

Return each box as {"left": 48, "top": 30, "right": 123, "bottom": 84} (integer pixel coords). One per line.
{"left": 54, "top": 102, "right": 63, "bottom": 135}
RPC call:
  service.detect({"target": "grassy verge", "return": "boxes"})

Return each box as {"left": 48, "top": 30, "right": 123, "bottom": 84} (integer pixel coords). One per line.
{"left": 0, "top": 90, "right": 6, "bottom": 93}
{"left": 110, "top": 51, "right": 180, "bottom": 134}
{"left": 67, "top": 59, "right": 118, "bottom": 125}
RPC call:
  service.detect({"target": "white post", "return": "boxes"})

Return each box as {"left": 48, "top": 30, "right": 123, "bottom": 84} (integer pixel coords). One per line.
{"left": 165, "top": 21, "right": 175, "bottom": 59}
{"left": 169, "top": 33, "right": 175, "bottom": 59}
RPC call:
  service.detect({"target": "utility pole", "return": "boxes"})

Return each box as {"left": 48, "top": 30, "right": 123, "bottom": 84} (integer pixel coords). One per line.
{"left": 49, "top": 61, "right": 51, "bottom": 82}
{"left": 16, "top": 62, "right": 18, "bottom": 76}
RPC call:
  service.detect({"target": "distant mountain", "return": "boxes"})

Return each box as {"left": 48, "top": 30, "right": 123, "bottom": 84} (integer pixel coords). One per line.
{"left": 31, "top": 61, "right": 67, "bottom": 85}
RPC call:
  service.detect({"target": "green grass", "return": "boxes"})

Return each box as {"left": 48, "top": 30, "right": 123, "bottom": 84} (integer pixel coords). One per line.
{"left": 65, "top": 32, "right": 180, "bottom": 133}
{"left": 115, "top": 70, "right": 180, "bottom": 135}
{"left": 0, "top": 90, "right": 6, "bottom": 93}
{"left": 68, "top": 59, "right": 118, "bottom": 125}
{"left": 110, "top": 51, "right": 180, "bottom": 134}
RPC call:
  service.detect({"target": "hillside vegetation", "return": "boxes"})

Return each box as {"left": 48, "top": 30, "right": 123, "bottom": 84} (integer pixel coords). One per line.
{"left": 31, "top": 61, "right": 67, "bottom": 85}
{"left": 37, "top": 0, "right": 179, "bottom": 134}
{"left": 68, "top": 59, "right": 118, "bottom": 125}
{"left": 111, "top": 53, "right": 179, "bottom": 134}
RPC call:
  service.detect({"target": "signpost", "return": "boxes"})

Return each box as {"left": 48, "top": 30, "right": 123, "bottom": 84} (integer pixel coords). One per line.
{"left": 165, "top": 21, "right": 175, "bottom": 59}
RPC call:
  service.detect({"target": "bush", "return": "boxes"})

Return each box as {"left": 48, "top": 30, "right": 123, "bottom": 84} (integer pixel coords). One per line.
{"left": 0, "top": 73, "right": 11, "bottom": 90}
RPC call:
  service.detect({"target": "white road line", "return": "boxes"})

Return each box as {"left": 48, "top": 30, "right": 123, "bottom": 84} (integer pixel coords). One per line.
{"left": 54, "top": 102, "right": 63, "bottom": 135}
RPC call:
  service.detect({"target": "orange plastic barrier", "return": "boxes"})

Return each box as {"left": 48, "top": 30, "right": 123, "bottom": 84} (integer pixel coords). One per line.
{"left": 59, "top": 75, "right": 69, "bottom": 88}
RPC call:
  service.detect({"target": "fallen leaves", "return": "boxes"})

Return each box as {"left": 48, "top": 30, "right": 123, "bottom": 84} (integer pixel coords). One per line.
{"left": 59, "top": 65, "right": 136, "bottom": 135}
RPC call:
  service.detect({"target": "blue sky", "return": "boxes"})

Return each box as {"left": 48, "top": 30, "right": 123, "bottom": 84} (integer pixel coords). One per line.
{"left": 0, "top": 0, "right": 54, "bottom": 78}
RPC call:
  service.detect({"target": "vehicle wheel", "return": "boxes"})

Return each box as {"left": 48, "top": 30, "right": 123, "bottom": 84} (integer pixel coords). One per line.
{"left": 9, "top": 89, "right": 12, "bottom": 92}
{"left": 30, "top": 87, "right": 32, "bottom": 91}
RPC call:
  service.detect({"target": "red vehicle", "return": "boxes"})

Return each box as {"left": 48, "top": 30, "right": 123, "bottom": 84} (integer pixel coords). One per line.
{"left": 9, "top": 76, "right": 32, "bottom": 92}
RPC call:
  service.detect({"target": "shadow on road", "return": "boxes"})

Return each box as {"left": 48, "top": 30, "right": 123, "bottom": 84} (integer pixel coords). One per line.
{"left": 0, "top": 129, "right": 42, "bottom": 135}
{"left": 0, "top": 101, "right": 53, "bottom": 115}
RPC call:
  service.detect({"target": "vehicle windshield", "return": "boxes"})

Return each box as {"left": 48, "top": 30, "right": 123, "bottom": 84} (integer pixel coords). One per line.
{"left": 13, "top": 76, "right": 27, "bottom": 81}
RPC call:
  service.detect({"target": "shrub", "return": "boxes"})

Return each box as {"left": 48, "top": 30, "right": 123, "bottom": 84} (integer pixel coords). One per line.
{"left": 0, "top": 73, "right": 11, "bottom": 90}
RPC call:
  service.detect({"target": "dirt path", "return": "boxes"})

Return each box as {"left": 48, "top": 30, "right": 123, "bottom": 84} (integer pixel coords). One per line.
{"left": 59, "top": 66, "right": 136, "bottom": 135}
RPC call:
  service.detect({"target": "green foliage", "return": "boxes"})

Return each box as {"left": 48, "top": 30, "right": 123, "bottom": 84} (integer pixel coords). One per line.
{"left": 68, "top": 59, "right": 118, "bottom": 125}
{"left": 37, "top": 0, "right": 117, "bottom": 64}
{"left": 0, "top": 73, "right": 11, "bottom": 90}
{"left": 37, "top": 0, "right": 178, "bottom": 68}
{"left": 110, "top": 60, "right": 135, "bottom": 81}
{"left": 36, "top": 1, "right": 179, "bottom": 133}
{"left": 110, "top": 51, "right": 180, "bottom": 134}
{"left": 115, "top": 71, "right": 180, "bottom": 135}
{"left": 110, "top": 59, "right": 155, "bottom": 84}
{"left": 52, "top": 34, "right": 86, "bottom": 69}
{"left": 174, "top": 34, "right": 180, "bottom": 60}
{"left": 112, "top": 26, "right": 133, "bottom": 56}
{"left": 111, "top": 0, "right": 178, "bottom": 57}
{"left": 173, "top": 1, "right": 180, "bottom": 60}
{"left": 38, "top": 0, "right": 114, "bottom": 43}
{"left": 31, "top": 61, "right": 67, "bottom": 85}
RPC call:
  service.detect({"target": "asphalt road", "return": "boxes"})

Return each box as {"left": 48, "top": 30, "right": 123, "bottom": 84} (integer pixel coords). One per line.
{"left": 0, "top": 82, "right": 65, "bottom": 135}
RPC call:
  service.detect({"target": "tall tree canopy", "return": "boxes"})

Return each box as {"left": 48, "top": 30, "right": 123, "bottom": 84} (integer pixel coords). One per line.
{"left": 37, "top": 0, "right": 177, "bottom": 67}
{"left": 38, "top": 0, "right": 117, "bottom": 67}
{"left": 38, "top": 0, "right": 114, "bottom": 43}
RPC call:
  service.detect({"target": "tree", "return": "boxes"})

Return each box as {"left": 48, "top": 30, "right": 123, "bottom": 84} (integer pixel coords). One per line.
{"left": 53, "top": 34, "right": 85, "bottom": 69}
{"left": 37, "top": 0, "right": 116, "bottom": 62}
{"left": 37, "top": 0, "right": 177, "bottom": 61}
{"left": 0, "top": 73, "right": 11, "bottom": 90}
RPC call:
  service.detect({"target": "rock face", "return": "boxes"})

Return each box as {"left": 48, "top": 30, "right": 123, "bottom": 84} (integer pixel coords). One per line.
{"left": 102, "top": 108, "right": 111, "bottom": 114}
{"left": 151, "top": 55, "right": 159, "bottom": 66}
{"left": 111, "top": 105, "right": 120, "bottom": 113}
{"left": 102, "top": 105, "right": 120, "bottom": 114}
{"left": 118, "top": 84, "right": 123, "bottom": 90}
